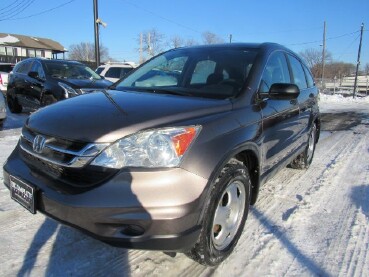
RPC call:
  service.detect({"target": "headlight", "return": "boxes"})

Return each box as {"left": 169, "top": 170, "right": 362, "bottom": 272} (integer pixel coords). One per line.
{"left": 58, "top": 82, "right": 78, "bottom": 98}
{"left": 91, "top": 126, "right": 201, "bottom": 168}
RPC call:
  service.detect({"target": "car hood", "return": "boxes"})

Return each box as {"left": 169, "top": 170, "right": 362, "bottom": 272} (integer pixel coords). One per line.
{"left": 26, "top": 90, "right": 232, "bottom": 143}
{"left": 59, "top": 78, "right": 112, "bottom": 89}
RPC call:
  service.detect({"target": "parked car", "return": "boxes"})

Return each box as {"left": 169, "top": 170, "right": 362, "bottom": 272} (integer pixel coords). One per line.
{"left": 3, "top": 43, "right": 320, "bottom": 266}
{"left": 6, "top": 58, "right": 112, "bottom": 113}
{"left": 95, "top": 62, "right": 136, "bottom": 82}
{"left": 0, "top": 92, "right": 6, "bottom": 126}
{"left": 0, "top": 62, "right": 15, "bottom": 93}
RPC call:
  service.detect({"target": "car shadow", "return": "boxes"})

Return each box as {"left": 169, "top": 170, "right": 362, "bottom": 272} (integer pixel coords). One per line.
{"left": 350, "top": 184, "right": 369, "bottom": 217}
{"left": 16, "top": 170, "right": 148, "bottom": 276}
{"left": 17, "top": 218, "right": 132, "bottom": 276}
{"left": 251, "top": 207, "right": 330, "bottom": 276}
{"left": 1, "top": 106, "right": 30, "bottom": 131}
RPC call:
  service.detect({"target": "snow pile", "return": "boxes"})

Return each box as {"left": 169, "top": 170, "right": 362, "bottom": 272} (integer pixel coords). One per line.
{"left": 320, "top": 93, "right": 369, "bottom": 104}
{"left": 320, "top": 93, "right": 369, "bottom": 113}
{"left": 0, "top": 34, "right": 20, "bottom": 44}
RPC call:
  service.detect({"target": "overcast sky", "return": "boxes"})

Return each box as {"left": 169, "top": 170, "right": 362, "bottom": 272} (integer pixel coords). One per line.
{"left": 1, "top": 0, "right": 368, "bottom": 67}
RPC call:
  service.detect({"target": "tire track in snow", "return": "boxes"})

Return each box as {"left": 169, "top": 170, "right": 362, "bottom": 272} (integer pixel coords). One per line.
{"left": 280, "top": 130, "right": 368, "bottom": 276}
{"left": 217, "top": 129, "right": 366, "bottom": 276}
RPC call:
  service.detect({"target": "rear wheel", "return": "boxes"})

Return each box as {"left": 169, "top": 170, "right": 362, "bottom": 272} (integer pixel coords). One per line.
{"left": 7, "top": 95, "right": 22, "bottom": 113}
{"left": 41, "top": 94, "right": 57, "bottom": 107}
{"left": 186, "top": 159, "right": 250, "bottom": 266}
{"left": 290, "top": 123, "right": 317, "bottom": 169}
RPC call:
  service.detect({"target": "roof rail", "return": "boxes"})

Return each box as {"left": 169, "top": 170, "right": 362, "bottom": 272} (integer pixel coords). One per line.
{"left": 106, "top": 61, "right": 137, "bottom": 67}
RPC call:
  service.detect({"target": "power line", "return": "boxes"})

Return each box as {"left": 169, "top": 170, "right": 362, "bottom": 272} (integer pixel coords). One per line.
{"left": 336, "top": 34, "right": 360, "bottom": 61}
{"left": 289, "top": 30, "right": 361, "bottom": 46}
{"left": 120, "top": 0, "right": 201, "bottom": 34}
{"left": 1, "top": 0, "right": 77, "bottom": 21}
{"left": 0, "top": 0, "right": 22, "bottom": 12}
{"left": 0, "top": 0, "right": 36, "bottom": 21}
{"left": 0, "top": 0, "right": 32, "bottom": 17}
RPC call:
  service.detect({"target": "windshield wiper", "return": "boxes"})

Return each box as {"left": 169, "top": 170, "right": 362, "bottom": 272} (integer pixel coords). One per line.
{"left": 142, "top": 88, "right": 192, "bottom": 97}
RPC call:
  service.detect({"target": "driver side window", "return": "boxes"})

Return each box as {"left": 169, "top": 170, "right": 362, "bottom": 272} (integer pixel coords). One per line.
{"left": 30, "top": 61, "right": 46, "bottom": 80}
{"left": 260, "top": 52, "right": 290, "bottom": 93}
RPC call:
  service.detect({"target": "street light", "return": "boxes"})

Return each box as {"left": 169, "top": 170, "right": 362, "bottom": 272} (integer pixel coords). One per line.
{"left": 93, "top": 0, "right": 107, "bottom": 68}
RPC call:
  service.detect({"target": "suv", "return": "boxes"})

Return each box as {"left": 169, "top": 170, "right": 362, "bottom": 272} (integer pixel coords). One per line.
{"left": 3, "top": 43, "right": 320, "bottom": 266}
{"left": 95, "top": 62, "right": 136, "bottom": 82}
{"left": 6, "top": 58, "right": 112, "bottom": 113}
{"left": 0, "top": 62, "right": 14, "bottom": 93}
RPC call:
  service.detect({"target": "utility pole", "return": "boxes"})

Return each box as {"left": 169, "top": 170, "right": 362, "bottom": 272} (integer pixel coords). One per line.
{"left": 93, "top": 0, "right": 100, "bottom": 68}
{"left": 321, "top": 21, "right": 326, "bottom": 90}
{"left": 353, "top": 23, "right": 364, "bottom": 98}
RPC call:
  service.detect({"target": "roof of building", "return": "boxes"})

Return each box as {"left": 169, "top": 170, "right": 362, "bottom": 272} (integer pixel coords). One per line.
{"left": 0, "top": 33, "right": 66, "bottom": 53}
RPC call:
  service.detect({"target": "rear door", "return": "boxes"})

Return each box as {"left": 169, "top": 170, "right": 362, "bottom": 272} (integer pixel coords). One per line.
{"left": 286, "top": 54, "right": 315, "bottom": 144}
{"left": 25, "top": 60, "right": 46, "bottom": 109}
{"left": 259, "top": 51, "right": 300, "bottom": 175}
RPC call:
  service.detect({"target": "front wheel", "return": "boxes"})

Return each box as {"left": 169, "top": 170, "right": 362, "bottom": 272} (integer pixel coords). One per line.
{"left": 7, "top": 95, "right": 22, "bottom": 113}
{"left": 186, "top": 159, "right": 251, "bottom": 266}
{"left": 290, "top": 123, "right": 317, "bottom": 169}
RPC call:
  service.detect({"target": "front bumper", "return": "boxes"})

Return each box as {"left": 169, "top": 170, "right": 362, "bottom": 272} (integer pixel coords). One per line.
{"left": 3, "top": 146, "right": 208, "bottom": 251}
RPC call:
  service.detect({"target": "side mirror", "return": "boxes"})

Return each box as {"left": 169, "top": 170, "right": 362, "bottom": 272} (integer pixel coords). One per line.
{"left": 28, "top": 71, "right": 40, "bottom": 80}
{"left": 268, "top": 83, "right": 300, "bottom": 100}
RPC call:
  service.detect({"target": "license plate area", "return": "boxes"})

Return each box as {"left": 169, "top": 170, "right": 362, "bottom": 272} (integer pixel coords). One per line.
{"left": 10, "top": 176, "right": 36, "bottom": 214}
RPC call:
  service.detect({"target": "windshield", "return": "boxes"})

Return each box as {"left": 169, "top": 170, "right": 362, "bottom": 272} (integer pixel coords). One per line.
{"left": 115, "top": 47, "right": 257, "bottom": 99}
{"left": 44, "top": 61, "right": 102, "bottom": 80}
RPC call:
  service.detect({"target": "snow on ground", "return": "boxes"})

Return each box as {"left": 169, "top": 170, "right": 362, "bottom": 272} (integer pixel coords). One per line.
{"left": 0, "top": 94, "right": 369, "bottom": 276}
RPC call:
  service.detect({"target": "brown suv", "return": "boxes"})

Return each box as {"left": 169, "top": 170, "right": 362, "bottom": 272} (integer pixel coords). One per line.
{"left": 3, "top": 43, "right": 320, "bottom": 266}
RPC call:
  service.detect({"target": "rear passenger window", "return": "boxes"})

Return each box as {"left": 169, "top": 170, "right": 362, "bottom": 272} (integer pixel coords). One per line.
{"left": 303, "top": 64, "right": 315, "bottom": 88}
{"left": 288, "top": 55, "right": 308, "bottom": 90}
{"left": 106, "top": 67, "right": 121, "bottom": 78}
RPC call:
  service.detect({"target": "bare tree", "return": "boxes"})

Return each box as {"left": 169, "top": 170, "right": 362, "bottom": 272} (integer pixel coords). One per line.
{"left": 185, "top": 38, "right": 198, "bottom": 46}
{"left": 299, "top": 48, "right": 332, "bottom": 78}
{"left": 167, "top": 35, "right": 185, "bottom": 49}
{"left": 324, "top": 62, "right": 355, "bottom": 79}
{"left": 166, "top": 36, "right": 199, "bottom": 49}
{"left": 68, "top": 42, "right": 110, "bottom": 63}
{"left": 202, "top": 31, "right": 224, "bottom": 45}
{"left": 365, "top": 63, "right": 369, "bottom": 74}
{"left": 138, "top": 29, "right": 165, "bottom": 59}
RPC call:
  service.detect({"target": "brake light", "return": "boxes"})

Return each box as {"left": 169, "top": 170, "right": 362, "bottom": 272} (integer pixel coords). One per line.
{"left": 0, "top": 75, "right": 2, "bottom": 85}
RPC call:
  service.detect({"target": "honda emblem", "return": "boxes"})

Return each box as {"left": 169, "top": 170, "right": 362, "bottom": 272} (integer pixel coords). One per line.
{"left": 33, "top": 135, "right": 46, "bottom": 153}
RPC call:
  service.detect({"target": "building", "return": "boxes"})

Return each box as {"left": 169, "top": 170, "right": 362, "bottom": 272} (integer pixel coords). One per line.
{"left": 0, "top": 33, "right": 67, "bottom": 63}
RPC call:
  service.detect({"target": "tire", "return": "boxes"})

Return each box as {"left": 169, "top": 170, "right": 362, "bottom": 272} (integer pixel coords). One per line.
{"left": 290, "top": 124, "right": 317, "bottom": 169}
{"left": 186, "top": 159, "right": 251, "bottom": 266}
{"left": 41, "top": 94, "right": 56, "bottom": 107}
{"left": 7, "top": 95, "right": 22, "bottom": 113}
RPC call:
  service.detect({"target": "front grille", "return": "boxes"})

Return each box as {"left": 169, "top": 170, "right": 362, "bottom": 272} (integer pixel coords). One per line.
{"left": 20, "top": 127, "right": 117, "bottom": 187}
{"left": 20, "top": 127, "right": 108, "bottom": 168}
